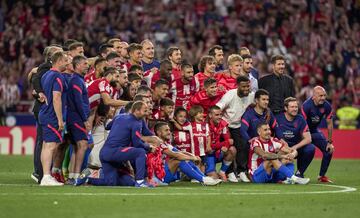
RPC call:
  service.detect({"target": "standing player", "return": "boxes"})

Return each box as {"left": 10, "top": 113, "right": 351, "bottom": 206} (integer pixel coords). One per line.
{"left": 66, "top": 55, "right": 91, "bottom": 180}
{"left": 216, "top": 54, "right": 243, "bottom": 91}
{"left": 187, "top": 78, "right": 224, "bottom": 116}
{"left": 208, "top": 45, "right": 224, "bottom": 72}
{"left": 301, "top": 86, "right": 335, "bottom": 183}
{"left": 141, "top": 39, "right": 160, "bottom": 72}
{"left": 276, "top": 97, "right": 315, "bottom": 177}
{"left": 144, "top": 59, "right": 173, "bottom": 90}
{"left": 170, "top": 62, "right": 199, "bottom": 108}
{"left": 216, "top": 76, "right": 254, "bottom": 182}
{"left": 39, "top": 51, "right": 70, "bottom": 186}
{"left": 195, "top": 55, "right": 216, "bottom": 90}
{"left": 241, "top": 54, "right": 258, "bottom": 92}
{"left": 84, "top": 57, "right": 107, "bottom": 85}
{"left": 206, "top": 106, "right": 237, "bottom": 182}
{"left": 151, "top": 79, "right": 170, "bottom": 116}
{"left": 166, "top": 47, "right": 182, "bottom": 80}
{"left": 248, "top": 122, "right": 310, "bottom": 184}
{"left": 126, "top": 43, "right": 143, "bottom": 69}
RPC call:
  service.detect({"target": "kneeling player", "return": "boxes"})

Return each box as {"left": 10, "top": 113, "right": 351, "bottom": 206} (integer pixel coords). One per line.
{"left": 152, "top": 122, "right": 221, "bottom": 186}
{"left": 205, "top": 106, "right": 236, "bottom": 182}
{"left": 249, "top": 121, "right": 310, "bottom": 184}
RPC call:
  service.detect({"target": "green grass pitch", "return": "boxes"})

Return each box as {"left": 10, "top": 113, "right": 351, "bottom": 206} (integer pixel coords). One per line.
{"left": 0, "top": 156, "right": 359, "bottom": 218}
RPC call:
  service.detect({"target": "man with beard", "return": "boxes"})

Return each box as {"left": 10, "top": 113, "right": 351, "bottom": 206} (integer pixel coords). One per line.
{"left": 167, "top": 47, "right": 182, "bottom": 80}
{"left": 141, "top": 39, "right": 160, "bottom": 72}
{"left": 194, "top": 55, "right": 217, "bottom": 90}
{"left": 84, "top": 57, "right": 107, "bottom": 85}
{"left": 87, "top": 67, "right": 128, "bottom": 129}
{"left": 241, "top": 54, "right": 258, "bottom": 92}
{"left": 66, "top": 55, "right": 91, "bottom": 180}
{"left": 216, "top": 76, "right": 255, "bottom": 182}
{"left": 239, "top": 47, "right": 259, "bottom": 80}
{"left": 258, "top": 55, "right": 295, "bottom": 115}
{"left": 170, "top": 62, "right": 199, "bottom": 108}
{"left": 208, "top": 45, "right": 224, "bottom": 72}
{"left": 39, "top": 51, "right": 70, "bottom": 186}
{"left": 144, "top": 59, "right": 173, "bottom": 90}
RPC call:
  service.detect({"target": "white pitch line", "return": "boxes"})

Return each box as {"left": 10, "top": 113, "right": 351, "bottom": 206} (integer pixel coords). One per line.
{"left": 0, "top": 184, "right": 356, "bottom": 196}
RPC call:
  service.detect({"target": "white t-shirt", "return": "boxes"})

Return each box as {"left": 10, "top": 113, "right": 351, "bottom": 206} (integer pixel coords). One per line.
{"left": 216, "top": 89, "right": 255, "bottom": 129}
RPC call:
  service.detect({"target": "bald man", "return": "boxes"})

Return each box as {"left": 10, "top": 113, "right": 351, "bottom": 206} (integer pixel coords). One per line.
{"left": 301, "top": 86, "right": 334, "bottom": 183}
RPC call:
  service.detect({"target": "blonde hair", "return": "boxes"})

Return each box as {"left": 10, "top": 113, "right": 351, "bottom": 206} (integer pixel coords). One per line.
{"left": 227, "top": 54, "right": 243, "bottom": 66}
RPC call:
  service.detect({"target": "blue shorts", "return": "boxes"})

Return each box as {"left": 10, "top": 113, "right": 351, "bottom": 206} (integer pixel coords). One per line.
{"left": 252, "top": 163, "right": 273, "bottom": 183}
{"left": 163, "top": 162, "right": 180, "bottom": 184}
{"left": 67, "top": 121, "right": 88, "bottom": 142}
{"left": 205, "top": 152, "right": 224, "bottom": 174}
{"left": 42, "top": 123, "right": 63, "bottom": 143}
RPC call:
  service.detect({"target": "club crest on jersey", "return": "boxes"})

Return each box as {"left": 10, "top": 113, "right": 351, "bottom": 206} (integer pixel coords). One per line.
{"left": 320, "top": 108, "right": 325, "bottom": 113}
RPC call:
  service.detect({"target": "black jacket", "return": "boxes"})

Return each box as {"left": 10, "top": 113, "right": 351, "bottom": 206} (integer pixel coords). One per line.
{"left": 31, "top": 61, "right": 52, "bottom": 114}
{"left": 258, "top": 74, "right": 295, "bottom": 113}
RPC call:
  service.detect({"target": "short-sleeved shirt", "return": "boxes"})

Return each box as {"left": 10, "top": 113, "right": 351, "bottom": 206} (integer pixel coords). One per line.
{"left": 301, "top": 98, "right": 332, "bottom": 133}
{"left": 87, "top": 78, "right": 112, "bottom": 109}
{"left": 248, "top": 137, "right": 283, "bottom": 176}
{"left": 276, "top": 113, "right": 309, "bottom": 147}
{"left": 39, "top": 69, "right": 67, "bottom": 125}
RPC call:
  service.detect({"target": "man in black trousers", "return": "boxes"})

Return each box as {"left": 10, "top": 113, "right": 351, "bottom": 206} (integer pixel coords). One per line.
{"left": 258, "top": 55, "right": 295, "bottom": 115}
{"left": 29, "top": 45, "right": 63, "bottom": 183}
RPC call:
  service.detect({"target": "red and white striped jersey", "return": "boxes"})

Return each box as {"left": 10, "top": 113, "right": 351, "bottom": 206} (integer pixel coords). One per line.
{"left": 190, "top": 121, "right": 209, "bottom": 157}
{"left": 87, "top": 78, "right": 112, "bottom": 109}
{"left": 84, "top": 67, "right": 96, "bottom": 86}
{"left": 144, "top": 69, "right": 174, "bottom": 90}
{"left": 173, "top": 122, "right": 193, "bottom": 153}
{"left": 170, "top": 77, "right": 199, "bottom": 108}
{"left": 248, "top": 137, "right": 284, "bottom": 176}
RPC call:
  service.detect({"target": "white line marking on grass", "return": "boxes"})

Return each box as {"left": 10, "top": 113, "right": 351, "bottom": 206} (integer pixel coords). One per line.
{"left": 0, "top": 184, "right": 356, "bottom": 196}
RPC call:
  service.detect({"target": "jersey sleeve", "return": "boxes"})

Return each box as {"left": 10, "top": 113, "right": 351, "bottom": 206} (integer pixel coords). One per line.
{"left": 250, "top": 139, "right": 261, "bottom": 150}
{"left": 299, "top": 116, "right": 309, "bottom": 133}
{"left": 99, "top": 80, "right": 111, "bottom": 94}
{"left": 141, "top": 119, "right": 154, "bottom": 136}
{"left": 270, "top": 113, "right": 284, "bottom": 139}
{"left": 301, "top": 101, "right": 309, "bottom": 120}
{"left": 131, "top": 121, "right": 150, "bottom": 151}
{"left": 53, "top": 76, "right": 64, "bottom": 93}
{"left": 71, "top": 78, "right": 87, "bottom": 122}
{"left": 240, "top": 111, "right": 251, "bottom": 142}
{"left": 216, "top": 91, "right": 231, "bottom": 110}
{"left": 324, "top": 102, "right": 333, "bottom": 120}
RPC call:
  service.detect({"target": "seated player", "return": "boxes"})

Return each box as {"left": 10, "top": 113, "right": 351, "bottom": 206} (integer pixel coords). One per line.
{"left": 188, "top": 105, "right": 211, "bottom": 173}
{"left": 249, "top": 121, "right": 310, "bottom": 184}
{"left": 151, "top": 122, "right": 222, "bottom": 186}
{"left": 205, "top": 106, "right": 237, "bottom": 182}
{"left": 172, "top": 107, "right": 193, "bottom": 153}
